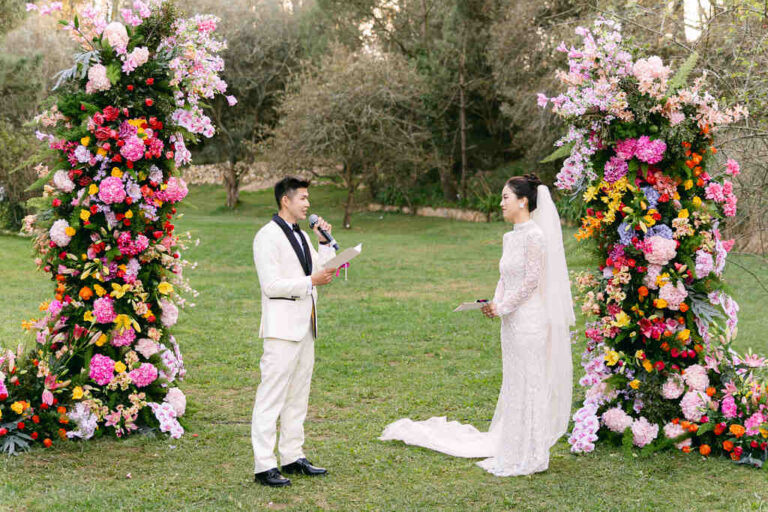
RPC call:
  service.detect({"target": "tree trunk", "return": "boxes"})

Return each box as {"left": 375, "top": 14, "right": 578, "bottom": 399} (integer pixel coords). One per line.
{"left": 343, "top": 163, "right": 354, "bottom": 229}
{"left": 458, "top": 36, "right": 468, "bottom": 201}
{"left": 438, "top": 165, "right": 458, "bottom": 202}
{"left": 224, "top": 158, "right": 239, "bottom": 208}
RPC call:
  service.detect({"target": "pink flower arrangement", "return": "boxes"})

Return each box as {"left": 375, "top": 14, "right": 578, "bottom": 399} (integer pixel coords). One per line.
{"left": 721, "top": 395, "right": 738, "bottom": 419}
{"left": 165, "top": 387, "right": 186, "bottom": 416}
{"left": 49, "top": 219, "right": 72, "bottom": 247}
{"left": 682, "top": 365, "right": 709, "bottom": 392}
{"left": 160, "top": 299, "right": 179, "bottom": 327}
{"left": 663, "top": 422, "right": 691, "bottom": 450}
{"left": 694, "top": 250, "right": 714, "bottom": 278}
{"left": 658, "top": 281, "right": 688, "bottom": 311}
{"left": 120, "top": 135, "right": 146, "bottom": 162}
{"left": 148, "top": 402, "right": 184, "bottom": 439}
{"left": 85, "top": 64, "right": 111, "bottom": 94}
{"left": 614, "top": 138, "right": 637, "bottom": 160}
{"left": 122, "top": 46, "right": 149, "bottom": 74}
{"left": 93, "top": 296, "right": 117, "bottom": 323}
{"left": 634, "top": 136, "right": 666, "bottom": 164}
{"left": 643, "top": 236, "right": 677, "bottom": 266}
{"left": 662, "top": 375, "right": 685, "bottom": 399}
{"left": 744, "top": 412, "right": 765, "bottom": 436}
{"left": 680, "top": 391, "right": 708, "bottom": 422}
{"left": 128, "top": 363, "right": 158, "bottom": 388}
{"left": 568, "top": 403, "right": 600, "bottom": 453}
{"left": 103, "top": 21, "right": 129, "bottom": 50}
{"left": 53, "top": 170, "right": 75, "bottom": 192}
{"left": 602, "top": 407, "right": 633, "bottom": 433}
{"left": 98, "top": 176, "right": 127, "bottom": 204}
{"left": 725, "top": 158, "right": 740, "bottom": 176}
{"left": 117, "top": 232, "right": 149, "bottom": 256}
{"left": 156, "top": 177, "right": 188, "bottom": 203}
{"left": 111, "top": 327, "right": 136, "bottom": 347}
{"left": 89, "top": 353, "right": 116, "bottom": 385}
{"left": 136, "top": 338, "right": 159, "bottom": 359}
{"left": 631, "top": 417, "right": 659, "bottom": 447}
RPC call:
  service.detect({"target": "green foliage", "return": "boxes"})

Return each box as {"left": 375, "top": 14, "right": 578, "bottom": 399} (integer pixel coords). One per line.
{"left": 0, "top": 120, "right": 43, "bottom": 231}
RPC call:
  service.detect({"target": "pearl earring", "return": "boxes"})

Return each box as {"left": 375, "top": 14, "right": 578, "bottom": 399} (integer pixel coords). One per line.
{"left": 519, "top": 203, "right": 524, "bottom": 209}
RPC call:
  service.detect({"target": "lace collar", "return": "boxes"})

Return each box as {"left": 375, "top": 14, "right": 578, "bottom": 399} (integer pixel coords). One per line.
{"left": 513, "top": 219, "right": 536, "bottom": 232}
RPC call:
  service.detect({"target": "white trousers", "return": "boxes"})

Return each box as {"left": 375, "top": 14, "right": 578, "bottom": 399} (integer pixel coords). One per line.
{"left": 251, "top": 329, "right": 315, "bottom": 473}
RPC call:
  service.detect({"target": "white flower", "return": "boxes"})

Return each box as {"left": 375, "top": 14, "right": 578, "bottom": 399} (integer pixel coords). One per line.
{"left": 53, "top": 170, "right": 75, "bottom": 193}
{"left": 165, "top": 387, "right": 186, "bottom": 416}
{"left": 49, "top": 219, "right": 72, "bottom": 247}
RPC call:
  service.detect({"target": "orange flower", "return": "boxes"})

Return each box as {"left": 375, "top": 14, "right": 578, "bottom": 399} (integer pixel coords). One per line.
{"left": 706, "top": 387, "right": 716, "bottom": 397}
{"left": 679, "top": 303, "right": 689, "bottom": 313}
{"left": 699, "top": 444, "right": 711, "bottom": 456}
{"left": 672, "top": 418, "right": 680, "bottom": 425}
{"left": 57, "top": 406, "right": 66, "bottom": 415}
{"left": 79, "top": 287, "right": 93, "bottom": 301}
{"left": 681, "top": 446, "right": 692, "bottom": 453}
{"left": 681, "top": 420, "right": 691, "bottom": 430}
{"left": 638, "top": 286, "right": 649, "bottom": 298}
{"left": 692, "top": 153, "right": 703, "bottom": 164}
{"left": 701, "top": 124, "right": 710, "bottom": 135}
{"left": 688, "top": 424, "right": 699, "bottom": 433}
{"left": 43, "top": 438, "right": 52, "bottom": 448}
{"left": 694, "top": 344, "right": 704, "bottom": 353}
{"left": 660, "top": 342, "right": 670, "bottom": 352}
{"left": 710, "top": 146, "right": 717, "bottom": 154}
{"left": 730, "top": 451, "right": 741, "bottom": 461}
{"left": 685, "top": 160, "right": 696, "bottom": 169}
{"left": 729, "top": 424, "right": 746, "bottom": 438}
{"left": 723, "top": 440, "right": 734, "bottom": 452}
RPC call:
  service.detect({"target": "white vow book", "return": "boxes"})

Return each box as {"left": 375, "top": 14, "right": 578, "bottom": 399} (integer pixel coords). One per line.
{"left": 453, "top": 300, "right": 489, "bottom": 312}
{"left": 322, "top": 243, "right": 362, "bottom": 269}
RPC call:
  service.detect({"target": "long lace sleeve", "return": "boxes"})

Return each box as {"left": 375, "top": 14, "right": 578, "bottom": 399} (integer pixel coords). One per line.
{"left": 495, "top": 231, "right": 544, "bottom": 317}
{"left": 492, "top": 277, "right": 504, "bottom": 304}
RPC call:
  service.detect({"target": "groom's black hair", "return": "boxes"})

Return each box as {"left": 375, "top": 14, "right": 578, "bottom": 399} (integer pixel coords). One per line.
{"left": 275, "top": 176, "right": 310, "bottom": 209}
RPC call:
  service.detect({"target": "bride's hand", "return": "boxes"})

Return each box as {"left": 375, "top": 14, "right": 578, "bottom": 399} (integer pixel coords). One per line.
{"left": 481, "top": 302, "right": 498, "bottom": 319}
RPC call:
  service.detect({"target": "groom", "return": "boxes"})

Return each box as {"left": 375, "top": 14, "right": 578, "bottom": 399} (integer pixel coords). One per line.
{"left": 251, "top": 177, "right": 337, "bottom": 487}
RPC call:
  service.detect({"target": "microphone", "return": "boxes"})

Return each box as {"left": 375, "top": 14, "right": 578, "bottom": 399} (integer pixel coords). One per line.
{"left": 308, "top": 214, "right": 339, "bottom": 250}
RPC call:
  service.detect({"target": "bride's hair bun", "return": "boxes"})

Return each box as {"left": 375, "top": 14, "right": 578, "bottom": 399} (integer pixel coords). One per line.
{"left": 506, "top": 173, "right": 544, "bottom": 212}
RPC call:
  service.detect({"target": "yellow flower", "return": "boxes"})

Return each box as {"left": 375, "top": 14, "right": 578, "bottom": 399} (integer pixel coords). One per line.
{"left": 604, "top": 350, "right": 620, "bottom": 366}
{"left": 655, "top": 298, "right": 668, "bottom": 309}
{"left": 81, "top": 254, "right": 87, "bottom": 260}
{"left": 84, "top": 310, "right": 95, "bottom": 322}
{"left": 110, "top": 283, "right": 131, "bottom": 299}
{"left": 760, "top": 428, "right": 768, "bottom": 439}
{"left": 95, "top": 333, "right": 108, "bottom": 347}
{"left": 114, "top": 314, "right": 132, "bottom": 331}
{"left": 72, "top": 386, "right": 84, "bottom": 400}
{"left": 65, "top": 226, "right": 76, "bottom": 237}
{"left": 125, "top": 210, "right": 133, "bottom": 219}
{"left": 677, "top": 329, "right": 691, "bottom": 341}
{"left": 93, "top": 284, "right": 107, "bottom": 297}
{"left": 158, "top": 282, "right": 174, "bottom": 295}
{"left": 80, "top": 136, "right": 91, "bottom": 146}
{"left": 0, "top": 409, "right": 2, "bottom": 420}
{"left": 643, "top": 359, "right": 654, "bottom": 372}
{"left": 612, "top": 311, "right": 631, "bottom": 328}
{"left": 97, "top": 147, "right": 108, "bottom": 157}
{"left": 678, "top": 209, "right": 689, "bottom": 219}
{"left": 643, "top": 215, "right": 656, "bottom": 227}
{"left": 684, "top": 179, "right": 693, "bottom": 190}
{"left": 629, "top": 379, "right": 641, "bottom": 390}
{"left": 80, "top": 209, "right": 91, "bottom": 221}
{"left": 635, "top": 350, "right": 645, "bottom": 359}
{"left": 39, "top": 301, "right": 49, "bottom": 312}
{"left": 673, "top": 192, "right": 680, "bottom": 200}
{"left": 692, "top": 196, "right": 702, "bottom": 207}
{"left": 138, "top": 171, "right": 147, "bottom": 181}
{"left": 88, "top": 184, "right": 99, "bottom": 195}
{"left": 114, "top": 361, "right": 127, "bottom": 374}
{"left": 10, "top": 401, "right": 24, "bottom": 415}
{"left": 583, "top": 186, "right": 598, "bottom": 202}
{"left": 111, "top": 167, "right": 123, "bottom": 178}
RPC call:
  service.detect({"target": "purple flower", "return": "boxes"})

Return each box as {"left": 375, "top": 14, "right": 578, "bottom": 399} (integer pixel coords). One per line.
{"left": 604, "top": 156, "right": 628, "bottom": 183}
{"left": 634, "top": 136, "right": 666, "bottom": 164}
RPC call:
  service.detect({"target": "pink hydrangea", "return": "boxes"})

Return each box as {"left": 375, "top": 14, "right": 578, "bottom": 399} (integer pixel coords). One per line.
{"left": 89, "top": 353, "right": 115, "bottom": 385}
{"left": 165, "top": 387, "right": 186, "bottom": 416}
{"left": 745, "top": 412, "right": 765, "bottom": 436}
{"left": 120, "top": 135, "right": 146, "bottom": 162}
{"left": 93, "top": 296, "right": 116, "bottom": 323}
{"left": 136, "top": 338, "right": 159, "bottom": 359}
{"left": 725, "top": 158, "right": 740, "bottom": 176}
{"left": 98, "top": 176, "right": 127, "bottom": 204}
{"left": 49, "top": 219, "right": 72, "bottom": 247}
{"left": 663, "top": 422, "right": 691, "bottom": 449}
{"left": 631, "top": 416, "right": 659, "bottom": 447}
{"left": 659, "top": 281, "right": 687, "bottom": 311}
{"left": 632, "top": 56, "right": 670, "bottom": 83}
{"left": 85, "top": 64, "right": 111, "bottom": 94}
{"left": 682, "top": 364, "right": 709, "bottom": 392}
{"left": 680, "top": 390, "right": 708, "bottom": 422}
{"left": 602, "top": 407, "right": 633, "bottom": 433}
{"left": 642, "top": 264, "right": 663, "bottom": 290}
{"left": 662, "top": 374, "right": 685, "bottom": 399}
{"left": 694, "top": 250, "right": 714, "bottom": 278}
{"left": 111, "top": 327, "right": 136, "bottom": 347}
{"left": 103, "top": 21, "right": 129, "bottom": 49}
{"left": 53, "top": 170, "right": 75, "bottom": 192}
{"left": 614, "top": 138, "right": 637, "bottom": 160}
{"left": 128, "top": 362, "right": 158, "bottom": 388}
{"left": 643, "top": 236, "right": 677, "bottom": 266}
{"left": 705, "top": 182, "right": 725, "bottom": 202}
{"left": 634, "top": 136, "right": 666, "bottom": 164}
{"left": 721, "top": 395, "right": 738, "bottom": 419}
{"left": 156, "top": 177, "right": 188, "bottom": 203}
{"left": 160, "top": 299, "right": 179, "bottom": 327}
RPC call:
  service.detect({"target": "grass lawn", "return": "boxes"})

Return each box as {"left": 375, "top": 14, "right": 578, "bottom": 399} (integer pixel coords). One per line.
{"left": 1, "top": 184, "right": 767, "bottom": 511}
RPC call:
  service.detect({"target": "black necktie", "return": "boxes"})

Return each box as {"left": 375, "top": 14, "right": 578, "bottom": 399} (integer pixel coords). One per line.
{"left": 292, "top": 223, "right": 300, "bottom": 232}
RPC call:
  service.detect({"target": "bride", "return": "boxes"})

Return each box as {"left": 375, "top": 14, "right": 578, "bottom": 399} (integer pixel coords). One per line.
{"left": 380, "top": 174, "right": 575, "bottom": 476}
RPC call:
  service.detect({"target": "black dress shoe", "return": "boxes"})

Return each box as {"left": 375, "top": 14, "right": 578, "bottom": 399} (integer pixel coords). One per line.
{"left": 281, "top": 458, "right": 328, "bottom": 476}
{"left": 254, "top": 468, "right": 291, "bottom": 487}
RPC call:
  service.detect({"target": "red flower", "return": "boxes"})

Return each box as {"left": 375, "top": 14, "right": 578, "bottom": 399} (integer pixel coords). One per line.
{"left": 94, "top": 126, "right": 112, "bottom": 140}
{"left": 145, "top": 98, "right": 154, "bottom": 107}
{"left": 43, "top": 438, "right": 52, "bottom": 448}
{"left": 103, "top": 106, "right": 120, "bottom": 121}
{"left": 30, "top": 432, "right": 39, "bottom": 440}
{"left": 0, "top": 428, "right": 7, "bottom": 436}
{"left": 654, "top": 361, "right": 665, "bottom": 371}
{"left": 0, "top": 393, "right": 7, "bottom": 400}
{"left": 127, "top": 84, "right": 134, "bottom": 91}
{"left": 751, "top": 440, "right": 759, "bottom": 448}
{"left": 17, "top": 422, "right": 25, "bottom": 430}
{"left": 52, "top": 198, "right": 61, "bottom": 207}
{"left": 32, "top": 415, "right": 40, "bottom": 424}
{"left": 146, "top": 78, "right": 154, "bottom": 85}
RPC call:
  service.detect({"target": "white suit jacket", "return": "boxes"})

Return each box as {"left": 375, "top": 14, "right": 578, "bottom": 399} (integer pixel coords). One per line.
{"left": 253, "top": 220, "right": 336, "bottom": 341}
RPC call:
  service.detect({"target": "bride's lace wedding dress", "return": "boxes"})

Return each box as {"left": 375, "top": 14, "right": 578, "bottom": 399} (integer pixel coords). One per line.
{"left": 380, "top": 186, "right": 574, "bottom": 477}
